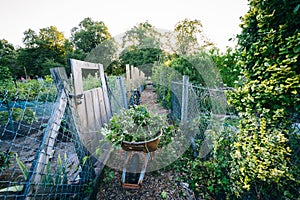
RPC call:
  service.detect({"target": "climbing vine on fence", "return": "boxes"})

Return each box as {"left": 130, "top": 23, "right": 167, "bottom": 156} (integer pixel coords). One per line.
{"left": 229, "top": 0, "right": 300, "bottom": 199}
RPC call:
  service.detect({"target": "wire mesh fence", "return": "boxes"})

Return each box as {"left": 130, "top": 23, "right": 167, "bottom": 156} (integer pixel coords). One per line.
{"left": 0, "top": 63, "right": 146, "bottom": 199}
{"left": 107, "top": 76, "right": 128, "bottom": 114}
{"left": 0, "top": 72, "right": 99, "bottom": 199}
{"left": 169, "top": 77, "right": 238, "bottom": 158}
{"left": 170, "top": 79, "right": 235, "bottom": 123}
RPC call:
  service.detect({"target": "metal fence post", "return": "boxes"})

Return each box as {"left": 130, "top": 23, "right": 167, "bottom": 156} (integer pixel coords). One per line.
{"left": 181, "top": 75, "right": 189, "bottom": 124}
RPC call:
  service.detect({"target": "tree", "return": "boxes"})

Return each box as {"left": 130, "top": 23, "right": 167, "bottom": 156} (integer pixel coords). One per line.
{"left": 120, "top": 21, "right": 164, "bottom": 76}
{"left": 71, "top": 17, "right": 111, "bottom": 59}
{"left": 0, "top": 39, "right": 18, "bottom": 76}
{"left": 18, "top": 26, "right": 67, "bottom": 77}
{"left": 122, "top": 21, "right": 161, "bottom": 49}
{"left": 229, "top": 0, "right": 300, "bottom": 198}
{"left": 174, "top": 18, "right": 213, "bottom": 55}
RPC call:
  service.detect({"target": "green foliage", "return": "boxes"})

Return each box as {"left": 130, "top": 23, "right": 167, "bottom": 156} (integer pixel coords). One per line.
{"left": 71, "top": 17, "right": 111, "bottom": 54}
{"left": 122, "top": 21, "right": 161, "bottom": 49}
{"left": 16, "top": 153, "right": 69, "bottom": 187}
{"left": 120, "top": 21, "right": 165, "bottom": 77}
{"left": 210, "top": 47, "right": 241, "bottom": 87}
{"left": 174, "top": 18, "right": 213, "bottom": 55}
{"left": 0, "top": 78, "right": 56, "bottom": 102}
{"left": 82, "top": 73, "right": 101, "bottom": 91}
{"left": 0, "top": 151, "right": 13, "bottom": 173}
{"left": 0, "top": 107, "right": 37, "bottom": 125}
{"left": 0, "top": 66, "right": 13, "bottom": 88}
{"left": 16, "top": 154, "right": 29, "bottom": 180}
{"left": 102, "top": 105, "right": 169, "bottom": 146}
{"left": 85, "top": 39, "right": 118, "bottom": 70}
{"left": 120, "top": 48, "right": 164, "bottom": 77}
{"left": 18, "top": 26, "right": 67, "bottom": 77}
{"left": 102, "top": 167, "right": 115, "bottom": 183}
{"left": 185, "top": 123, "right": 236, "bottom": 199}
{"left": 161, "top": 190, "right": 167, "bottom": 199}
{"left": 229, "top": 0, "right": 300, "bottom": 198}
{"left": 152, "top": 64, "right": 181, "bottom": 109}
{"left": 0, "top": 39, "right": 18, "bottom": 75}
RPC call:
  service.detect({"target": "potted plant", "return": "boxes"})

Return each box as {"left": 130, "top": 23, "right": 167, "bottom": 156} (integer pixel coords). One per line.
{"left": 101, "top": 105, "right": 170, "bottom": 152}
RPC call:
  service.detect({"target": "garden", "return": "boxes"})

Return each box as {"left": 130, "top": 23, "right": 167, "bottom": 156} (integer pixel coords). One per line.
{"left": 0, "top": 1, "right": 300, "bottom": 199}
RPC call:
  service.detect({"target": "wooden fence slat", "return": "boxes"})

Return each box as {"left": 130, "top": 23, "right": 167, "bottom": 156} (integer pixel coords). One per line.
{"left": 98, "top": 63, "right": 112, "bottom": 122}
{"left": 92, "top": 89, "right": 102, "bottom": 130}
{"left": 97, "top": 89, "right": 108, "bottom": 125}
{"left": 126, "top": 64, "right": 130, "bottom": 91}
{"left": 124, "top": 65, "right": 146, "bottom": 92}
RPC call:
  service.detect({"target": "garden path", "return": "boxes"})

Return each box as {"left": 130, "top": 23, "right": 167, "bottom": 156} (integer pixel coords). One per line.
{"left": 97, "top": 87, "right": 195, "bottom": 200}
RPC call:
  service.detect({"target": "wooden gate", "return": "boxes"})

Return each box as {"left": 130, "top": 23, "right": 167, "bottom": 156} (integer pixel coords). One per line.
{"left": 70, "top": 59, "right": 112, "bottom": 154}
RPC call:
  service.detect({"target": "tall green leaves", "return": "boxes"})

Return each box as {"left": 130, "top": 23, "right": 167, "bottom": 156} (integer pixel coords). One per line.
{"left": 230, "top": 0, "right": 300, "bottom": 198}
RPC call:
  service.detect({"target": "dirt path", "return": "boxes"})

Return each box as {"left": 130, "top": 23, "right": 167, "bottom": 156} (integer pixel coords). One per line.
{"left": 97, "top": 88, "right": 195, "bottom": 200}
{"left": 139, "top": 88, "right": 169, "bottom": 116}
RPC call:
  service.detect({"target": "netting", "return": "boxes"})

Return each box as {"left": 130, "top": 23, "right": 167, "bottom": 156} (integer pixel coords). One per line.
{"left": 0, "top": 76, "right": 96, "bottom": 199}
{"left": 0, "top": 62, "right": 148, "bottom": 199}
{"left": 107, "top": 76, "right": 128, "bottom": 114}
{"left": 170, "top": 80, "right": 233, "bottom": 121}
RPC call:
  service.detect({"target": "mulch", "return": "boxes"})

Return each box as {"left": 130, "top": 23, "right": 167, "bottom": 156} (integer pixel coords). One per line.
{"left": 96, "top": 88, "right": 196, "bottom": 200}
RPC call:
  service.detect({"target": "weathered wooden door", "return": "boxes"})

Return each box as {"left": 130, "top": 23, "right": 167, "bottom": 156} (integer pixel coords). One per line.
{"left": 70, "top": 59, "right": 112, "bottom": 154}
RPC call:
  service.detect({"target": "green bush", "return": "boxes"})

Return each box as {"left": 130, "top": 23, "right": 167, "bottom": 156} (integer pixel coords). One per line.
{"left": 0, "top": 75, "right": 56, "bottom": 102}
{"left": 0, "top": 107, "right": 37, "bottom": 125}
{"left": 186, "top": 124, "right": 236, "bottom": 199}
{"left": 228, "top": 0, "right": 300, "bottom": 199}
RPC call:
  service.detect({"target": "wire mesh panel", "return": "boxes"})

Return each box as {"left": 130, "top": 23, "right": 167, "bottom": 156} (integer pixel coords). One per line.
{"left": 170, "top": 81, "right": 182, "bottom": 122}
{"left": 107, "top": 76, "right": 128, "bottom": 115}
{"left": 0, "top": 69, "right": 98, "bottom": 199}
{"left": 170, "top": 80, "right": 233, "bottom": 122}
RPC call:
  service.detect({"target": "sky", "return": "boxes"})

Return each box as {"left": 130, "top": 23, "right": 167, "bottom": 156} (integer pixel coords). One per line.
{"left": 0, "top": 0, "right": 249, "bottom": 51}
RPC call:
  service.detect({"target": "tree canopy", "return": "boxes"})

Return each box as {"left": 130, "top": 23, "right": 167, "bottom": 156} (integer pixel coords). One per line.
{"left": 0, "top": 39, "right": 17, "bottom": 75}
{"left": 174, "top": 18, "right": 213, "bottom": 55}
{"left": 71, "top": 17, "right": 111, "bottom": 58}
{"left": 17, "top": 26, "right": 67, "bottom": 77}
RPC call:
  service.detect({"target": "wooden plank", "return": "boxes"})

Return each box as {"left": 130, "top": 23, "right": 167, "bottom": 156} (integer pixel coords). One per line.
{"left": 98, "top": 63, "right": 112, "bottom": 122}
{"left": 92, "top": 89, "right": 102, "bottom": 130}
{"left": 70, "top": 59, "right": 84, "bottom": 96}
{"left": 84, "top": 91, "right": 95, "bottom": 130}
{"left": 131, "top": 65, "right": 134, "bottom": 91}
{"left": 134, "top": 67, "right": 139, "bottom": 90}
{"left": 97, "top": 87, "right": 108, "bottom": 125}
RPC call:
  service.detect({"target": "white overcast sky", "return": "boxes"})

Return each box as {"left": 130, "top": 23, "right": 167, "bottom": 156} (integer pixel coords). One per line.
{"left": 0, "top": 0, "right": 249, "bottom": 51}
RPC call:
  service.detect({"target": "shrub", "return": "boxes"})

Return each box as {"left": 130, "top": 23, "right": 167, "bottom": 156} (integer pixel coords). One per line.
{"left": 186, "top": 123, "right": 237, "bottom": 199}
{"left": 229, "top": 0, "right": 300, "bottom": 198}
{"left": 0, "top": 107, "right": 37, "bottom": 125}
